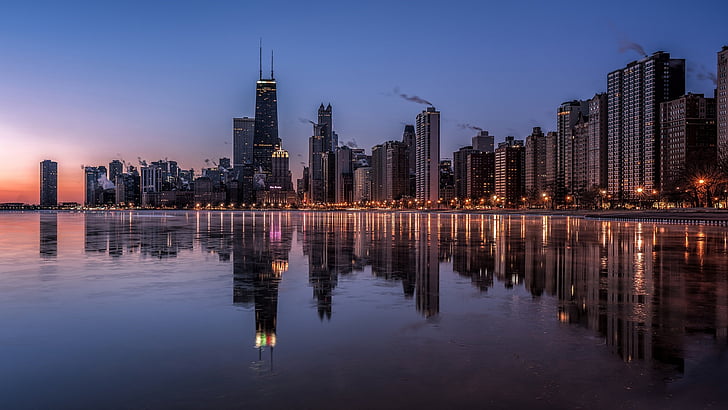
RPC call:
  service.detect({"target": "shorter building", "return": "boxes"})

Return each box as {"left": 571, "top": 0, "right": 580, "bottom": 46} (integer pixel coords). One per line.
{"left": 353, "top": 166, "right": 372, "bottom": 203}
{"left": 660, "top": 93, "right": 717, "bottom": 191}
{"left": 466, "top": 151, "right": 495, "bottom": 202}
{"left": 472, "top": 130, "right": 494, "bottom": 153}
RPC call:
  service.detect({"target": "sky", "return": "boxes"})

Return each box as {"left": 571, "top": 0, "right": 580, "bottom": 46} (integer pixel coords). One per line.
{"left": 1, "top": 0, "right": 727, "bottom": 203}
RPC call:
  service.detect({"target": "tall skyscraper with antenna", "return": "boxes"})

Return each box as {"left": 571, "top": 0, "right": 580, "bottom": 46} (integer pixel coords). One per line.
{"left": 253, "top": 45, "right": 280, "bottom": 175}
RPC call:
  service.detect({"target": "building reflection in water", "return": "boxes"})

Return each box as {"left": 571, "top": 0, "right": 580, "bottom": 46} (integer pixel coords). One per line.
{"left": 39, "top": 211, "right": 58, "bottom": 258}
{"left": 80, "top": 211, "right": 728, "bottom": 375}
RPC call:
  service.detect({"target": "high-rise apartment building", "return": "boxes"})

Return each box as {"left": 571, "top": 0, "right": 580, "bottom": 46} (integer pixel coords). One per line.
{"left": 353, "top": 167, "right": 372, "bottom": 202}
{"left": 587, "top": 93, "right": 608, "bottom": 190}
{"left": 335, "top": 146, "right": 353, "bottom": 203}
{"left": 660, "top": 93, "right": 717, "bottom": 191}
{"left": 525, "top": 127, "right": 548, "bottom": 197}
{"left": 402, "top": 124, "right": 416, "bottom": 196}
{"left": 415, "top": 107, "right": 440, "bottom": 205}
{"left": 718, "top": 46, "right": 728, "bottom": 160}
{"left": 233, "top": 117, "right": 255, "bottom": 167}
{"left": 371, "top": 141, "right": 409, "bottom": 201}
{"left": 453, "top": 145, "right": 476, "bottom": 199}
{"left": 557, "top": 100, "right": 589, "bottom": 202}
{"left": 466, "top": 151, "right": 495, "bottom": 201}
{"left": 40, "top": 160, "right": 57, "bottom": 206}
{"left": 495, "top": 136, "right": 525, "bottom": 207}
{"left": 270, "top": 147, "right": 293, "bottom": 191}
{"left": 607, "top": 51, "right": 685, "bottom": 201}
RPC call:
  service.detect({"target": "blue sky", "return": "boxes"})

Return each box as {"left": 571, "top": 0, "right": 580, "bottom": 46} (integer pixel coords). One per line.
{"left": 1, "top": 0, "right": 727, "bottom": 201}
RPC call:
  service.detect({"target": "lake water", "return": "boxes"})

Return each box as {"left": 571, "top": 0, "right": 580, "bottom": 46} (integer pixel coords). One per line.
{"left": 1, "top": 211, "right": 727, "bottom": 409}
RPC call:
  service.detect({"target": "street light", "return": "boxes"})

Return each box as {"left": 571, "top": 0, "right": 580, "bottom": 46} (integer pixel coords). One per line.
{"left": 636, "top": 187, "right": 644, "bottom": 209}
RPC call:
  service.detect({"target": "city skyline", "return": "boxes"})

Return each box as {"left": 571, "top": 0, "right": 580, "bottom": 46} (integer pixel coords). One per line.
{"left": 1, "top": 1, "right": 727, "bottom": 203}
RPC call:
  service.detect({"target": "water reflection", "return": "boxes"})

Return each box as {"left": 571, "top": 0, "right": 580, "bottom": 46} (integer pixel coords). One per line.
{"left": 39, "top": 212, "right": 57, "bottom": 258}
{"left": 69, "top": 211, "right": 728, "bottom": 376}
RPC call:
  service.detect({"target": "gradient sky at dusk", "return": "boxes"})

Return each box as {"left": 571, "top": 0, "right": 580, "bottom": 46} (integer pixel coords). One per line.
{"left": 1, "top": 0, "right": 727, "bottom": 203}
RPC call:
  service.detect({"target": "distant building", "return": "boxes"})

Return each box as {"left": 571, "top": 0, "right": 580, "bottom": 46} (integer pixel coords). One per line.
{"left": 40, "top": 160, "right": 57, "bottom": 207}
{"left": 587, "top": 93, "right": 608, "bottom": 190}
{"left": 416, "top": 107, "right": 440, "bottom": 205}
{"left": 371, "top": 141, "right": 409, "bottom": 201}
{"left": 353, "top": 166, "right": 372, "bottom": 202}
{"left": 335, "top": 146, "right": 353, "bottom": 203}
{"left": 466, "top": 151, "right": 495, "bottom": 202}
{"left": 607, "top": 51, "right": 685, "bottom": 201}
{"left": 84, "top": 166, "right": 101, "bottom": 207}
{"left": 108, "top": 160, "right": 123, "bottom": 184}
{"left": 495, "top": 136, "right": 525, "bottom": 207}
{"left": 718, "top": 46, "right": 728, "bottom": 160}
{"left": 402, "top": 124, "right": 417, "bottom": 195}
{"left": 453, "top": 146, "right": 476, "bottom": 200}
{"left": 557, "top": 100, "right": 589, "bottom": 202}
{"left": 660, "top": 93, "right": 717, "bottom": 191}
{"left": 525, "top": 127, "right": 549, "bottom": 198}
{"left": 233, "top": 117, "right": 255, "bottom": 167}
{"left": 472, "top": 130, "right": 494, "bottom": 153}
{"left": 270, "top": 147, "right": 293, "bottom": 191}
{"left": 115, "top": 167, "right": 140, "bottom": 206}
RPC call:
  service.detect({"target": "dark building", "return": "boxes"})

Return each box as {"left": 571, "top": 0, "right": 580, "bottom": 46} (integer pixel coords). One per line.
{"left": 472, "top": 130, "right": 495, "bottom": 153}
{"left": 466, "top": 151, "right": 496, "bottom": 202}
{"left": 660, "top": 93, "right": 717, "bottom": 191}
{"left": 233, "top": 117, "right": 255, "bottom": 167}
{"left": 607, "top": 51, "right": 685, "bottom": 201}
{"left": 557, "top": 100, "right": 589, "bottom": 203}
{"left": 525, "top": 127, "right": 548, "bottom": 198}
{"left": 108, "top": 160, "right": 123, "bottom": 184}
{"left": 40, "top": 160, "right": 57, "bottom": 207}
{"left": 253, "top": 55, "right": 279, "bottom": 174}
{"left": 115, "top": 167, "right": 140, "bottom": 206}
{"left": 453, "top": 145, "right": 476, "bottom": 200}
{"left": 565, "top": 112, "right": 590, "bottom": 199}
{"left": 402, "top": 124, "right": 417, "bottom": 195}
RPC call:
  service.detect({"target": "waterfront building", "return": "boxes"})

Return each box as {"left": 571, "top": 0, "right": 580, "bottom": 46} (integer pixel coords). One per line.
{"left": 495, "top": 136, "right": 525, "bottom": 207}
{"left": 718, "top": 46, "right": 728, "bottom": 160}
{"left": 416, "top": 107, "right": 440, "bottom": 205}
{"left": 557, "top": 100, "right": 589, "bottom": 202}
{"left": 371, "top": 141, "right": 409, "bottom": 202}
{"left": 660, "top": 93, "right": 717, "bottom": 191}
{"left": 525, "top": 127, "right": 548, "bottom": 198}
{"left": 607, "top": 51, "right": 685, "bottom": 201}
{"left": 353, "top": 166, "right": 372, "bottom": 202}
{"left": 108, "top": 160, "right": 123, "bottom": 184}
{"left": 453, "top": 145, "right": 476, "bottom": 200}
{"left": 253, "top": 51, "right": 279, "bottom": 174}
{"left": 587, "top": 93, "right": 608, "bottom": 190}
{"left": 233, "top": 117, "right": 255, "bottom": 167}
{"left": 40, "top": 160, "right": 57, "bottom": 207}
{"left": 466, "top": 151, "right": 496, "bottom": 202}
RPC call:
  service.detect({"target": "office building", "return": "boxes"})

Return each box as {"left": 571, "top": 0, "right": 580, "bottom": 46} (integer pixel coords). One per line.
{"left": 466, "top": 151, "right": 496, "bottom": 201}
{"left": 108, "top": 160, "right": 123, "bottom": 184}
{"left": 253, "top": 51, "right": 279, "bottom": 174}
{"left": 416, "top": 107, "right": 440, "bottom": 205}
{"left": 371, "top": 141, "right": 409, "bottom": 202}
{"left": 607, "top": 51, "right": 685, "bottom": 201}
{"left": 233, "top": 117, "right": 255, "bottom": 167}
{"left": 40, "top": 160, "right": 57, "bottom": 207}
{"left": 453, "top": 145, "right": 476, "bottom": 200}
{"left": 353, "top": 166, "right": 372, "bottom": 202}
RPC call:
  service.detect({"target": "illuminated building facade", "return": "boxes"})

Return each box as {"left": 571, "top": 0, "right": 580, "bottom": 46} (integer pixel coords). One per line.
{"left": 607, "top": 51, "right": 685, "bottom": 201}
{"left": 718, "top": 46, "right": 728, "bottom": 160}
{"left": 494, "top": 136, "right": 525, "bottom": 207}
{"left": 415, "top": 107, "right": 440, "bottom": 204}
{"left": 253, "top": 74, "right": 279, "bottom": 173}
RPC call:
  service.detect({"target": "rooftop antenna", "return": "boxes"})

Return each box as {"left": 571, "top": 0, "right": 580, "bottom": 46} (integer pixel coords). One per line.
{"left": 259, "top": 38, "right": 263, "bottom": 80}
{"left": 271, "top": 50, "right": 274, "bottom": 79}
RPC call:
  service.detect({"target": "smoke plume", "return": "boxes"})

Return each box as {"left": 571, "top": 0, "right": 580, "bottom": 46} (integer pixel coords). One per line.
{"left": 457, "top": 123, "right": 483, "bottom": 132}
{"left": 137, "top": 157, "right": 147, "bottom": 167}
{"left": 299, "top": 118, "right": 316, "bottom": 125}
{"left": 696, "top": 65, "right": 718, "bottom": 85}
{"left": 618, "top": 39, "right": 647, "bottom": 57}
{"left": 345, "top": 138, "right": 359, "bottom": 148}
{"left": 393, "top": 87, "right": 433, "bottom": 106}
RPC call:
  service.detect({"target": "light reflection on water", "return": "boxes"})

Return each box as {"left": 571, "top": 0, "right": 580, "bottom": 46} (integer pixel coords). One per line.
{"left": 1, "top": 210, "right": 728, "bottom": 409}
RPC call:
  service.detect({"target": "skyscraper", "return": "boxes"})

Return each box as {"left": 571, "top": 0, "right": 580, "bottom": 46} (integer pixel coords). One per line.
{"left": 402, "top": 124, "right": 416, "bottom": 196}
{"left": 317, "top": 103, "right": 335, "bottom": 152}
{"left": 453, "top": 145, "right": 475, "bottom": 199}
{"left": 416, "top": 107, "right": 440, "bottom": 205}
{"left": 108, "top": 160, "right": 123, "bottom": 184}
{"left": 557, "top": 100, "right": 589, "bottom": 202}
{"left": 587, "top": 93, "right": 608, "bottom": 190}
{"left": 718, "top": 46, "right": 728, "bottom": 160}
{"left": 525, "top": 127, "right": 548, "bottom": 197}
{"left": 607, "top": 51, "right": 685, "bottom": 201}
{"left": 371, "top": 141, "right": 409, "bottom": 202}
{"left": 253, "top": 51, "right": 279, "bottom": 174}
{"left": 233, "top": 117, "right": 255, "bottom": 167}
{"left": 40, "top": 160, "right": 57, "bottom": 207}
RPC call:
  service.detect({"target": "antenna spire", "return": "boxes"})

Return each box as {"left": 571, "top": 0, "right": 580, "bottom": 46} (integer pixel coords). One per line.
{"left": 259, "top": 38, "right": 262, "bottom": 80}
{"left": 271, "top": 50, "right": 274, "bottom": 79}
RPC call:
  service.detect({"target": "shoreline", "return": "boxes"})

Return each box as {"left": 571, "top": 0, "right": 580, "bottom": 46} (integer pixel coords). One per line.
{"left": 3, "top": 207, "right": 728, "bottom": 225}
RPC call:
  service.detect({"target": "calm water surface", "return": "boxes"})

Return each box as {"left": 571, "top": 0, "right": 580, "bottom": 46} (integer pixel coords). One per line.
{"left": 1, "top": 211, "right": 727, "bottom": 409}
